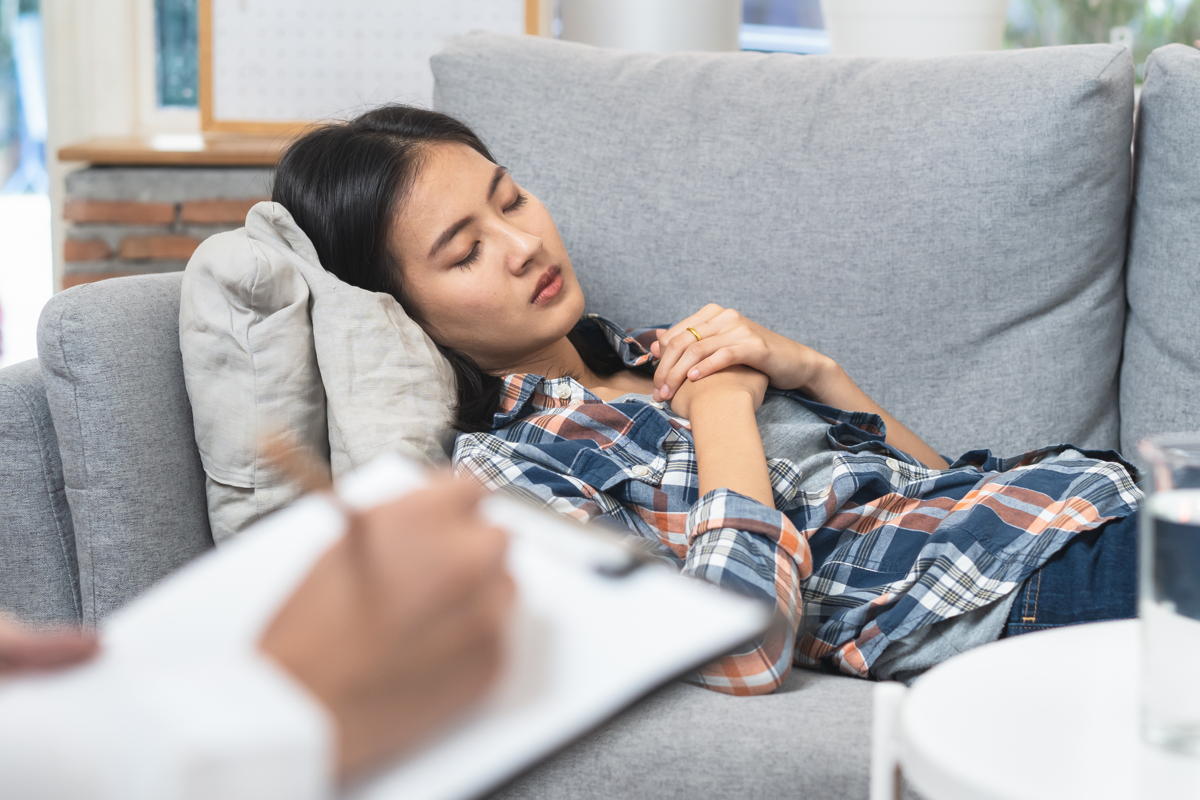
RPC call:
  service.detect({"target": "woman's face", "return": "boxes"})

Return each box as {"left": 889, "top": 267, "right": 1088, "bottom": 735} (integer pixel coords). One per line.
{"left": 389, "top": 141, "right": 584, "bottom": 372}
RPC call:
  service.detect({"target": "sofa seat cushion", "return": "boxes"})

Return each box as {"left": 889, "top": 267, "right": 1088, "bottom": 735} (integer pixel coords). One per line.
{"left": 433, "top": 34, "right": 1134, "bottom": 458}
{"left": 494, "top": 669, "right": 876, "bottom": 799}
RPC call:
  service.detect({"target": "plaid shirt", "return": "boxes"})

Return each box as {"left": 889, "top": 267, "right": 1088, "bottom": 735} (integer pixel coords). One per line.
{"left": 453, "top": 315, "right": 1142, "bottom": 696}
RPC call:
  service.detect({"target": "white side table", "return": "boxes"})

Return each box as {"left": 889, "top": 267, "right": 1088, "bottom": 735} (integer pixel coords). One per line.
{"left": 871, "top": 620, "right": 1200, "bottom": 799}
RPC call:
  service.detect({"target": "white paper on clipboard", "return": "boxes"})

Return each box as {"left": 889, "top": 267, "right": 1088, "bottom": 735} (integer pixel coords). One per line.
{"left": 100, "top": 453, "right": 772, "bottom": 800}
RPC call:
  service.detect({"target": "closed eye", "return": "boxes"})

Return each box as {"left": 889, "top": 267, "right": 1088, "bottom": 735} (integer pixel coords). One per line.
{"left": 453, "top": 192, "right": 529, "bottom": 269}
{"left": 506, "top": 192, "right": 528, "bottom": 213}
{"left": 454, "top": 243, "right": 480, "bottom": 269}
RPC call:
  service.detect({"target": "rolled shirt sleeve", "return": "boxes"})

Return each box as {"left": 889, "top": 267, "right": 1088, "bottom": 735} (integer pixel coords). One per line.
{"left": 683, "top": 489, "right": 812, "bottom": 696}
{"left": 456, "top": 431, "right": 815, "bottom": 697}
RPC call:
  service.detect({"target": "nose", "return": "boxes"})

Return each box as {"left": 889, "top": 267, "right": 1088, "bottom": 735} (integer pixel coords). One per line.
{"left": 500, "top": 222, "right": 542, "bottom": 276}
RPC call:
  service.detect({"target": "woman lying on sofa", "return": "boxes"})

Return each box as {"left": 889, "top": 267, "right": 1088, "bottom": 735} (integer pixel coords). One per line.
{"left": 270, "top": 104, "right": 1141, "bottom": 696}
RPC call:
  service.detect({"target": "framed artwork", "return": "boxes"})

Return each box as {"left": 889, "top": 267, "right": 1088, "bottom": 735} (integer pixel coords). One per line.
{"left": 198, "top": 0, "right": 545, "bottom": 134}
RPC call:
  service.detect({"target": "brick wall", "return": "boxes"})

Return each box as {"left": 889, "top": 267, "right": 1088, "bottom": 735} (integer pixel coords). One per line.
{"left": 62, "top": 166, "right": 274, "bottom": 289}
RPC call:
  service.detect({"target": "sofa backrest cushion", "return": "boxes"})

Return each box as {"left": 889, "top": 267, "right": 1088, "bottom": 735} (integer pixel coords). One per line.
{"left": 0, "top": 359, "right": 80, "bottom": 625}
{"left": 433, "top": 34, "right": 1133, "bottom": 458}
{"left": 1121, "top": 44, "right": 1200, "bottom": 454}
{"left": 38, "top": 273, "right": 213, "bottom": 624}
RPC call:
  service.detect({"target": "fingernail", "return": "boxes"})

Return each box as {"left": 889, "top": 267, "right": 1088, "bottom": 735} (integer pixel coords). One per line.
{"left": 659, "top": 384, "right": 671, "bottom": 398}
{"left": 688, "top": 368, "right": 700, "bottom": 379}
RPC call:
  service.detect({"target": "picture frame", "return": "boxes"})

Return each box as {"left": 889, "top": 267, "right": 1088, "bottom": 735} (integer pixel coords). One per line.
{"left": 198, "top": 0, "right": 545, "bottom": 135}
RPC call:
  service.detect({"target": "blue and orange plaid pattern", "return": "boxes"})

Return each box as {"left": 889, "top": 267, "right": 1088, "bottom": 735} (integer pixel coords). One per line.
{"left": 453, "top": 315, "right": 1142, "bottom": 695}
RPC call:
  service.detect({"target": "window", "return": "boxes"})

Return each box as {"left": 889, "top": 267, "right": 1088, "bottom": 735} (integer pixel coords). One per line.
{"left": 739, "top": 0, "right": 1200, "bottom": 76}
{"left": 741, "top": 0, "right": 828, "bottom": 54}
{"left": 155, "top": 0, "right": 198, "bottom": 108}
{"left": 742, "top": 0, "right": 824, "bottom": 28}
{"left": 136, "top": 0, "right": 199, "bottom": 132}
{"left": 1007, "top": 0, "right": 1200, "bottom": 79}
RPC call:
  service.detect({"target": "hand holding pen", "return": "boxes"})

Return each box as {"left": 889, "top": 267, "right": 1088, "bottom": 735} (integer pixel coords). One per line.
{"left": 259, "top": 436, "right": 517, "bottom": 782}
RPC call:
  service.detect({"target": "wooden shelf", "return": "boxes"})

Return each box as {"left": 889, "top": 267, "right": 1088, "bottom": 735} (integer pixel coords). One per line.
{"left": 57, "top": 133, "right": 298, "bottom": 166}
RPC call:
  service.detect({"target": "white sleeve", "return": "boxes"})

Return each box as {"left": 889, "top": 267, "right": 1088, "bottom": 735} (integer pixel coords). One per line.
{"left": 0, "top": 650, "right": 334, "bottom": 800}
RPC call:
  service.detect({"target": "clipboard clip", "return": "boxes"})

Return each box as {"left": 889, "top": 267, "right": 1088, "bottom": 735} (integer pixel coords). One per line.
{"left": 487, "top": 491, "right": 667, "bottom": 581}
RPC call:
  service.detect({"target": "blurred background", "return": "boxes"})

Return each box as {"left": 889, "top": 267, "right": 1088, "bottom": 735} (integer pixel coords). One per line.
{"left": 1, "top": 0, "right": 1198, "bottom": 367}
{"left": 741, "top": 0, "right": 1200, "bottom": 64}
{"left": 0, "top": 0, "right": 45, "bottom": 368}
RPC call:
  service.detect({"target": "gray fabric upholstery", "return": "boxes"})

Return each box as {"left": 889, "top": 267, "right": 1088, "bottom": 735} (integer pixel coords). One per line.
{"left": 37, "top": 273, "right": 213, "bottom": 625}
{"left": 0, "top": 359, "right": 80, "bottom": 625}
{"left": 494, "top": 670, "right": 877, "bottom": 799}
{"left": 1121, "top": 44, "right": 1200, "bottom": 454}
{"left": 433, "top": 34, "right": 1134, "bottom": 459}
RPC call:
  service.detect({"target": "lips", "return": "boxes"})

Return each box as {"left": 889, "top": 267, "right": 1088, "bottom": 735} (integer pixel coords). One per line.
{"left": 530, "top": 265, "right": 562, "bottom": 304}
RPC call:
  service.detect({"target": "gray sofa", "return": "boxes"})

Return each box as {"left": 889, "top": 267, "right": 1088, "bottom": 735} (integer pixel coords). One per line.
{"left": 3, "top": 33, "right": 1199, "bottom": 798}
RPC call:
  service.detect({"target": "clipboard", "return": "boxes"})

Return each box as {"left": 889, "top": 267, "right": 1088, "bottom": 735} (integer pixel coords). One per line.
{"left": 101, "top": 453, "right": 772, "bottom": 799}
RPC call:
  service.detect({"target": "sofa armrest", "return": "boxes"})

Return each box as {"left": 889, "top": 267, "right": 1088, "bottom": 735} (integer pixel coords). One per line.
{"left": 0, "top": 359, "right": 81, "bottom": 625}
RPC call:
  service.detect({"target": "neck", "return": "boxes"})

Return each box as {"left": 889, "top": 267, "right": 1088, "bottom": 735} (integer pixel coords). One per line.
{"left": 495, "top": 336, "right": 604, "bottom": 388}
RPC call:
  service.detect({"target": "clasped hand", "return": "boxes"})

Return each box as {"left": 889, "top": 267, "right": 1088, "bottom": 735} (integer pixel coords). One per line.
{"left": 649, "top": 304, "right": 836, "bottom": 412}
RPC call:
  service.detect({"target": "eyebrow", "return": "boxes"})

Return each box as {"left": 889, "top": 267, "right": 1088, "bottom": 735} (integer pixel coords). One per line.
{"left": 427, "top": 165, "right": 509, "bottom": 259}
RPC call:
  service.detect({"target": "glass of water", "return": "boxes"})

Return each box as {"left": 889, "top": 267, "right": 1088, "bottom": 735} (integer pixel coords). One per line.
{"left": 1139, "top": 433, "right": 1200, "bottom": 756}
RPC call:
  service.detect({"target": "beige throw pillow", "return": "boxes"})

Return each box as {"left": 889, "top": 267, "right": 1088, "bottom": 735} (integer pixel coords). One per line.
{"left": 180, "top": 201, "right": 457, "bottom": 543}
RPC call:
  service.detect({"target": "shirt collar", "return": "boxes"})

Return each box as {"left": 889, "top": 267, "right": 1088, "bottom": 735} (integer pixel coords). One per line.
{"left": 492, "top": 314, "right": 657, "bottom": 428}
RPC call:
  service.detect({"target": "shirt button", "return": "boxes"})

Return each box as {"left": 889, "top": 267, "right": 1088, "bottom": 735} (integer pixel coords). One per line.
{"left": 630, "top": 464, "right": 651, "bottom": 478}
{"left": 555, "top": 385, "right": 573, "bottom": 400}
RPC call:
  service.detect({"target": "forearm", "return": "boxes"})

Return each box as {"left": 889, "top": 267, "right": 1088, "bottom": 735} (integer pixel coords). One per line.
{"left": 682, "top": 486, "right": 810, "bottom": 696}
{"left": 809, "top": 362, "right": 949, "bottom": 470}
{"left": 690, "top": 392, "right": 774, "bottom": 507}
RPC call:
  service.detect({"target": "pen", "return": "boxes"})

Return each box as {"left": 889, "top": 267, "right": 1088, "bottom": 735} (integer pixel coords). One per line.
{"left": 260, "top": 433, "right": 333, "bottom": 496}
{"left": 259, "top": 433, "right": 366, "bottom": 551}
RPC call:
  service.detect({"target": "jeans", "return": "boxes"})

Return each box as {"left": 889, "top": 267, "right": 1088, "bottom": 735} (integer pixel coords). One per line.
{"left": 1001, "top": 512, "right": 1139, "bottom": 638}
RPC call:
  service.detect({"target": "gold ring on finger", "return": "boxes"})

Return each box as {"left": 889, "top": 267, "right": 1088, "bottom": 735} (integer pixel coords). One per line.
{"left": 686, "top": 326, "right": 703, "bottom": 342}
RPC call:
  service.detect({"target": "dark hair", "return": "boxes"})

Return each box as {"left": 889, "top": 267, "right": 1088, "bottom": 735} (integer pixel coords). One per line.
{"left": 272, "top": 104, "right": 618, "bottom": 433}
